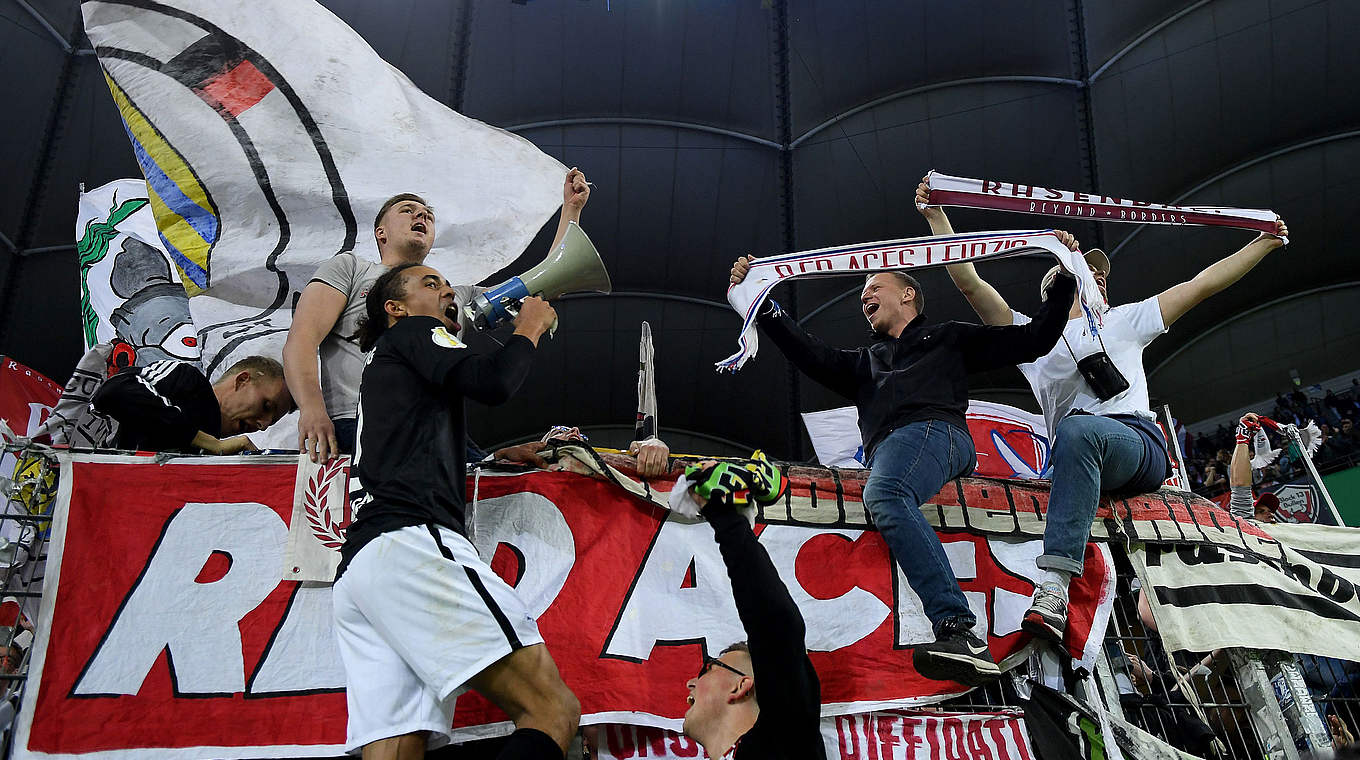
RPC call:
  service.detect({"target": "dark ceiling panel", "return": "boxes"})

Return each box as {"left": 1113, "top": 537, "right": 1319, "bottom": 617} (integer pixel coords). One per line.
{"left": 2, "top": 0, "right": 1358, "bottom": 456}
{"left": 1082, "top": 0, "right": 1189, "bottom": 72}
{"left": 1091, "top": 0, "right": 1360, "bottom": 201}
{"left": 1105, "top": 132, "right": 1360, "bottom": 308}
{"left": 1147, "top": 285, "right": 1360, "bottom": 422}
{"left": 23, "top": 0, "right": 81, "bottom": 44}
{"left": 0, "top": 13, "right": 70, "bottom": 246}
{"left": 788, "top": 0, "right": 1074, "bottom": 137}
{"left": 0, "top": 249, "right": 82, "bottom": 383}
{"left": 465, "top": 295, "right": 793, "bottom": 458}
{"left": 517, "top": 123, "right": 782, "bottom": 301}
{"left": 463, "top": 0, "right": 777, "bottom": 139}
{"left": 27, "top": 56, "right": 145, "bottom": 251}
{"left": 790, "top": 81, "right": 1089, "bottom": 312}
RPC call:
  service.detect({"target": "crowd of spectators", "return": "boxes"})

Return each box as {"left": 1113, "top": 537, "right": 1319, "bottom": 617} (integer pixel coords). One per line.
{"left": 1183, "top": 378, "right": 1360, "bottom": 497}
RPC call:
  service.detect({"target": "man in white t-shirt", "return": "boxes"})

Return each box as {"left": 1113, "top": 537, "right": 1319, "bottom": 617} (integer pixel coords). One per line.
{"left": 915, "top": 177, "right": 1287, "bottom": 642}
{"left": 283, "top": 169, "right": 591, "bottom": 462}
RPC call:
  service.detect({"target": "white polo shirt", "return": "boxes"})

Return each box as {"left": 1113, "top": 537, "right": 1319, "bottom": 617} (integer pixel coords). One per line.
{"left": 1011, "top": 296, "right": 1167, "bottom": 436}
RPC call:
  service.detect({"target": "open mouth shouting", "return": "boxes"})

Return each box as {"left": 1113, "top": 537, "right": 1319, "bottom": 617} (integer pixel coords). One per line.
{"left": 442, "top": 295, "right": 461, "bottom": 332}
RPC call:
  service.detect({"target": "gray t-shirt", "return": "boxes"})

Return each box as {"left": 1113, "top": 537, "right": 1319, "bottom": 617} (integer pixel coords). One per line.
{"left": 311, "top": 252, "right": 480, "bottom": 421}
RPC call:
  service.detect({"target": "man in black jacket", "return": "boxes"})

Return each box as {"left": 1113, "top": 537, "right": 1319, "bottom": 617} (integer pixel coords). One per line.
{"left": 729, "top": 252, "right": 1078, "bottom": 685}
{"left": 679, "top": 458, "right": 824, "bottom": 760}
{"left": 91, "top": 355, "right": 292, "bottom": 453}
{"left": 333, "top": 262, "right": 579, "bottom": 760}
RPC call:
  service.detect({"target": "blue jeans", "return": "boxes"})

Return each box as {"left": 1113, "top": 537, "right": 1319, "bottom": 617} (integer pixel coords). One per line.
{"left": 333, "top": 417, "right": 358, "bottom": 454}
{"left": 864, "top": 421, "right": 976, "bottom": 632}
{"left": 1039, "top": 414, "right": 1147, "bottom": 575}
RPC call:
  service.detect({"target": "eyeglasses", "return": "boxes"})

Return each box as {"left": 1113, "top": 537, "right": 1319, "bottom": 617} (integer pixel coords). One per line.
{"left": 697, "top": 656, "right": 746, "bottom": 680}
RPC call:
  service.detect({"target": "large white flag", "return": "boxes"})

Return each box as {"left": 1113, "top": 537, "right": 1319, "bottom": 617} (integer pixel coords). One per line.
{"left": 75, "top": 179, "right": 199, "bottom": 369}
{"left": 82, "top": 0, "right": 567, "bottom": 376}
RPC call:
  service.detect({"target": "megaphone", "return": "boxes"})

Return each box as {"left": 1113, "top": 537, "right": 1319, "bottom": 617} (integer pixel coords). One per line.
{"left": 465, "top": 221, "right": 612, "bottom": 332}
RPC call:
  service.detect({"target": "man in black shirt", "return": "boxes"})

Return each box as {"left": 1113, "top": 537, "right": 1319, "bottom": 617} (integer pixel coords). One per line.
{"left": 333, "top": 262, "right": 579, "bottom": 760}
{"left": 679, "top": 458, "right": 825, "bottom": 760}
{"left": 729, "top": 255, "right": 1077, "bottom": 685}
{"left": 91, "top": 356, "right": 292, "bottom": 453}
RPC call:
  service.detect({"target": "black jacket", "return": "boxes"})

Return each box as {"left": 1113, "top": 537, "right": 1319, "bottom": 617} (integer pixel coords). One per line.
{"left": 338, "top": 316, "right": 535, "bottom": 579}
{"left": 91, "top": 360, "right": 221, "bottom": 452}
{"left": 758, "top": 274, "right": 1077, "bottom": 458}
{"left": 705, "top": 500, "right": 824, "bottom": 760}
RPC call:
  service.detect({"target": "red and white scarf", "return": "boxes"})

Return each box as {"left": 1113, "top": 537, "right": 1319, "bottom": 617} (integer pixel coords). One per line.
{"left": 719, "top": 229, "right": 1105, "bottom": 371}
{"left": 925, "top": 171, "right": 1285, "bottom": 239}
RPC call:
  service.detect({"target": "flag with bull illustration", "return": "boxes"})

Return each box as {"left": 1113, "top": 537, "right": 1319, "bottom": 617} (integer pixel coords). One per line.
{"left": 76, "top": 179, "right": 200, "bottom": 371}
{"left": 82, "top": 0, "right": 567, "bottom": 378}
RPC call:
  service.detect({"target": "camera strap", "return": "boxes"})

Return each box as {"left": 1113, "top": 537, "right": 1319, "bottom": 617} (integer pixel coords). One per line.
{"left": 1060, "top": 328, "right": 1114, "bottom": 365}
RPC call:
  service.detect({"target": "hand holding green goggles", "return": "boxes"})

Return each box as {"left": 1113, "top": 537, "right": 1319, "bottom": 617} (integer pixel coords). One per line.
{"left": 683, "top": 450, "right": 787, "bottom": 506}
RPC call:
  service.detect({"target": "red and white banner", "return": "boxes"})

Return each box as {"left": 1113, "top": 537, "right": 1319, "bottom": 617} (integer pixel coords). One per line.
{"left": 967, "top": 401, "right": 1049, "bottom": 480}
{"left": 17, "top": 456, "right": 1115, "bottom": 759}
{"left": 1270, "top": 483, "right": 1319, "bottom": 524}
{"left": 593, "top": 710, "right": 1034, "bottom": 760}
{"left": 802, "top": 402, "right": 1048, "bottom": 476}
{"left": 803, "top": 401, "right": 1186, "bottom": 487}
{"left": 0, "top": 357, "right": 60, "bottom": 443}
{"left": 718, "top": 230, "right": 1106, "bottom": 371}
{"left": 925, "top": 171, "right": 1284, "bottom": 237}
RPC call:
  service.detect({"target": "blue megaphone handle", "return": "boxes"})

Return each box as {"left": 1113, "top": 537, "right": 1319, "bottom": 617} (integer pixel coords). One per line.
{"left": 480, "top": 277, "right": 531, "bottom": 327}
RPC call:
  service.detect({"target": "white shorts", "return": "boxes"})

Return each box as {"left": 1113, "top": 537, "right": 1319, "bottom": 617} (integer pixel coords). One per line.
{"left": 332, "top": 523, "right": 543, "bottom": 753}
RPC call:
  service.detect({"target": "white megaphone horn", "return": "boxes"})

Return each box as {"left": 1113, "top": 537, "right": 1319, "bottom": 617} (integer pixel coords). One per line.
{"left": 465, "top": 221, "right": 612, "bottom": 333}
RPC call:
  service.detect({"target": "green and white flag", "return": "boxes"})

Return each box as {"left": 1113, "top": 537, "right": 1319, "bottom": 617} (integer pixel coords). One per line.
{"left": 76, "top": 179, "right": 199, "bottom": 369}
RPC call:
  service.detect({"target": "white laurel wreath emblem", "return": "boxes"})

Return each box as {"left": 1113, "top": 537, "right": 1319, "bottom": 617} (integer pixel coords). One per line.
{"left": 303, "top": 458, "right": 352, "bottom": 550}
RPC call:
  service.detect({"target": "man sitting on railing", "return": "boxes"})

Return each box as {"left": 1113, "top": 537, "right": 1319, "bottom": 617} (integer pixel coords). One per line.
{"left": 921, "top": 177, "right": 1289, "bottom": 644}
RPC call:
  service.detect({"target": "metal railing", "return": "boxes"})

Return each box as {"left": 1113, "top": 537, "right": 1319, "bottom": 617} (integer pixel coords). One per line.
{"left": 0, "top": 448, "right": 58, "bottom": 756}
{"left": 0, "top": 446, "right": 1354, "bottom": 759}
{"left": 1102, "top": 568, "right": 1260, "bottom": 758}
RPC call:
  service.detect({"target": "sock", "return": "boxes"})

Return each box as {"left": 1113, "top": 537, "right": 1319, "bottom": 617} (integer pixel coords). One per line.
{"left": 497, "top": 728, "right": 564, "bottom": 760}
{"left": 1041, "top": 569, "right": 1072, "bottom": 594}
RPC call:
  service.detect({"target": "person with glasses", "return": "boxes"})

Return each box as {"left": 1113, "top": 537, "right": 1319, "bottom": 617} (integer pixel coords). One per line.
{"left": 677, "top": 457, "right": 825, "bottom": 760}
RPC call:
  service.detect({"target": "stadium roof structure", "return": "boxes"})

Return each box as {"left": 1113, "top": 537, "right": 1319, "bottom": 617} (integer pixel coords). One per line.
{"left": 2, "top": 0, "right": 1358, "bottom": 458}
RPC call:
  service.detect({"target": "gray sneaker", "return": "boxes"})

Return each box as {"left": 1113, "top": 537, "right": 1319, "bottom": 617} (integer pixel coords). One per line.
{"left": 1022, "top": 582, "right": 1069, "bottom": 644}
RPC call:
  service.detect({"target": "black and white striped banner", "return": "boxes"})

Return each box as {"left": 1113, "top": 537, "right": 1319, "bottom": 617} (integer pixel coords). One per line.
{"left": 1130, "top": 523, "right": 1360, "bottom": 660}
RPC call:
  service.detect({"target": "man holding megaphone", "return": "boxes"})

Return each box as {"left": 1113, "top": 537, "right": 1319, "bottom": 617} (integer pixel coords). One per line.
{"left": 284, "top": 169, "right": 593, "bottom": 463}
